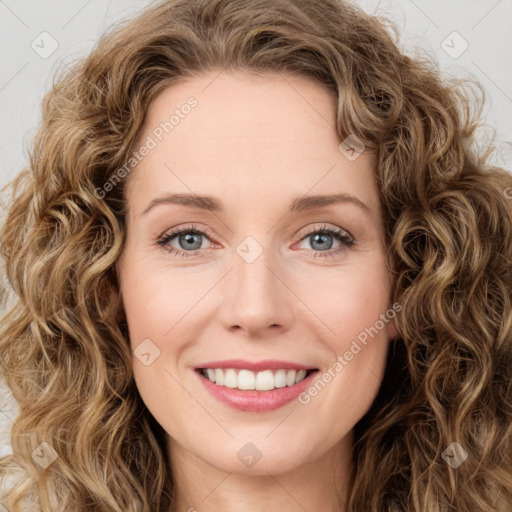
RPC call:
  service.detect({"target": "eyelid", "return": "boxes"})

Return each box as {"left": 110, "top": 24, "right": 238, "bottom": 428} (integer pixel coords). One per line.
{"left": 157, "top": 223, "right": 217, "bottom": 243}
{"left": 297, "top": 223, "right": 353, "bottom": 242}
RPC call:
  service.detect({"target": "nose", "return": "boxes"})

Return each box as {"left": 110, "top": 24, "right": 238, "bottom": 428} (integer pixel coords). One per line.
{"left": 218, "top": 241, "right": 294, "bottom": 337}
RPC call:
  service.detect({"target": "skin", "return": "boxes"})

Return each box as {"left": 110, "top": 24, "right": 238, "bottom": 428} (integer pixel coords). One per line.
{"left": 115, "top": 69, "right": 399, "bottom": 512}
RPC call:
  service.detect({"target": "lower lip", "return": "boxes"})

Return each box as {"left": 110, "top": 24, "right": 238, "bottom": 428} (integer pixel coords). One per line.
{"left": 195, "top": 369, "right": 319, "bottom": 412}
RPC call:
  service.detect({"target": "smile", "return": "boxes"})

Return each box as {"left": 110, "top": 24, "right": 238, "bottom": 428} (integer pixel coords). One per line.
{"left": 194, "top": 360, "right": 319, "bottom": 412}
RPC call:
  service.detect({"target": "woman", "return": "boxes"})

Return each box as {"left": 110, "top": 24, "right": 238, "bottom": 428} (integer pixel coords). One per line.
{"left": 1, "top": 0, "right": 511, "bottom": 510}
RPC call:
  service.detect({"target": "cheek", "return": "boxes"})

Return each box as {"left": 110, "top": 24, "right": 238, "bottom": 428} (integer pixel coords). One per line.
{"left": 335, "top": 274, "right": 390, "bottom": 351}
{"left": 120, "top": 259, "right": 207, "bottom": 343}
{"left": 292, "top": 255, "right": 392, "bottom": 344}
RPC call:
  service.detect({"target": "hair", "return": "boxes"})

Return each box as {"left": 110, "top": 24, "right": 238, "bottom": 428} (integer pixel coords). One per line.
{"left": 1, "top": 0, "right": 511, "bottom": 510}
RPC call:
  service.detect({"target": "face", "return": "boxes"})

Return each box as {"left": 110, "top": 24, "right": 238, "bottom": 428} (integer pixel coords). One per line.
{"left": 115, "top": 70, "right": 398, "bottom": 477}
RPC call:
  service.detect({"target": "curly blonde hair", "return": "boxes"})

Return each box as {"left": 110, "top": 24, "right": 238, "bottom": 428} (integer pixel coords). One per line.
{"left": 1, "top": 0, "right": 512, "bottom": 510}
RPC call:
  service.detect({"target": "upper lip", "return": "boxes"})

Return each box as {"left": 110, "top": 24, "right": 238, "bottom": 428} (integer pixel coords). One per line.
{"left": 195, "top": 359, "right": 318, "bottom": 372}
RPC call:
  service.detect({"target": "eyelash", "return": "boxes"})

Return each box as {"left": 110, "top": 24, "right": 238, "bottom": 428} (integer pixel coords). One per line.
{"left": 156, "top": 223, "right": 355, "bottom": 259}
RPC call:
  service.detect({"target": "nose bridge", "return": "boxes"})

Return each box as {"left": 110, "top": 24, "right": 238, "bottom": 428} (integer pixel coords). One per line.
{"left": 220, "top": 233, "right": 292, "bottom": 334}
{"left": 235, "top": 235, "right": 273, "bottom": 296}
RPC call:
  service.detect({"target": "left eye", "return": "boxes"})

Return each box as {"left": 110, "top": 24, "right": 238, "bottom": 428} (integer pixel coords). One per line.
{"left": 293, "top": 225, "right": 355, "bottom": 258}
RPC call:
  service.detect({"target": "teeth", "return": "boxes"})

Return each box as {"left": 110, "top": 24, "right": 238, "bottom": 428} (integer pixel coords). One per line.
{"left": 274, "top": 369, "right": 287, "bottom": 388}
{"left": 286, "top": 369, "right": 297, "bottom": 386}
{"left": 224, "top": 369, "right": 238, "bottom": 388}
{"left": 256, "top": 370, "right": 274, "bottom": 391}
{"left": 238, "top": 369, "right": 255, "bottom": 390}
{"left": 201, "top": 368, "right": 312, "bottom": 391}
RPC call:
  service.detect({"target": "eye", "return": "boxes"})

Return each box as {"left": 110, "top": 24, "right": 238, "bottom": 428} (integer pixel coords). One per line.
{"left": 294, "top": 224, "right": 355, "bottom": 258}
{"left": 156, "top": 224, "right": 213, "bottom": 257}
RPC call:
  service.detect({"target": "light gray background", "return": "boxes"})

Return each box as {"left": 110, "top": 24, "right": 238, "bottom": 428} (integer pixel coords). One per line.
{"left": 1, "top": 0, "right": 511, "bottom": 477}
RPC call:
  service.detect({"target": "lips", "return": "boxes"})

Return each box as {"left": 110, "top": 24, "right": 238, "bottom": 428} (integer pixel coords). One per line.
{"left": 194, "top": 359, "right": 319, "bottom": 412}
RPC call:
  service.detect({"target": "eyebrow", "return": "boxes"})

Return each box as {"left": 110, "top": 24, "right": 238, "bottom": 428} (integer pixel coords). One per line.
{"left": 141, "top": 192, "right": 373, "bottom": 219}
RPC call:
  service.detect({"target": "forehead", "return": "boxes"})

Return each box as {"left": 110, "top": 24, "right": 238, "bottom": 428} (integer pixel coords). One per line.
{"left": 125, "top": 70, "right": 379, "bottom": 220}
{"left": 143, "top": 70, "right": 339, "bottom": 149}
